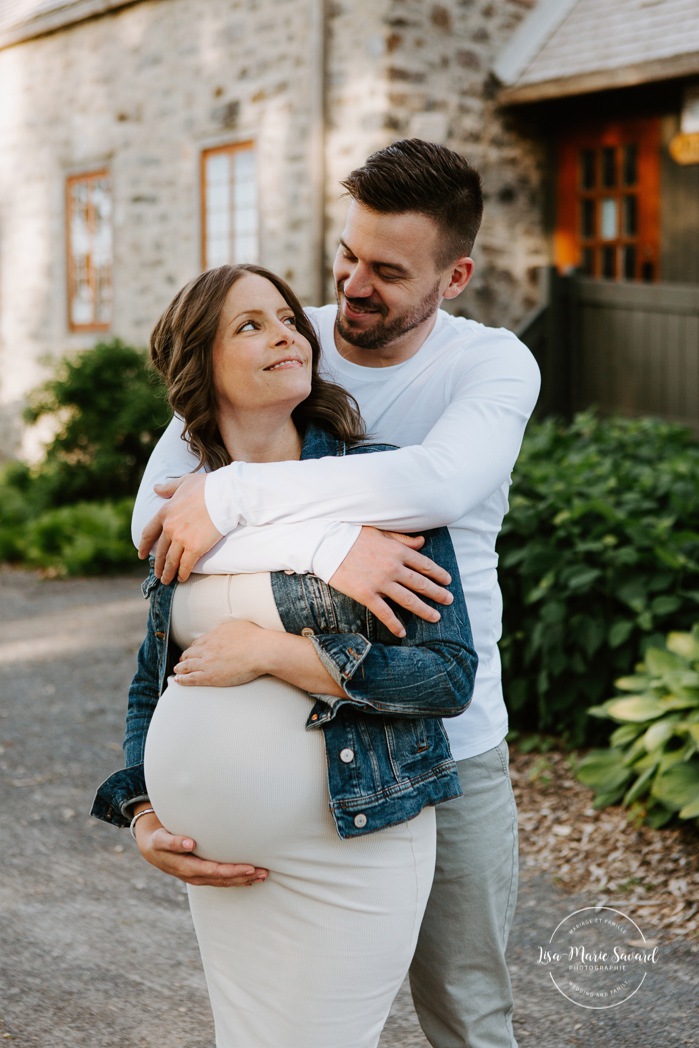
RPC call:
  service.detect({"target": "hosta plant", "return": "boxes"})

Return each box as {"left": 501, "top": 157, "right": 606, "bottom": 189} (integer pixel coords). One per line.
{"left": 577, "top": 625, "right": 699, "bottom": 827}
{"left": 497, "top": 412, "right": 699, "bottom": 743}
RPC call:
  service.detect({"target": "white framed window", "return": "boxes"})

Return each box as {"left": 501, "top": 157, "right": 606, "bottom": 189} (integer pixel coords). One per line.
{"left": 66, "top": 170, "right": 113, "bottom": 330}
{"left": 201, "top": 142, "right": 258, "bottom": 268}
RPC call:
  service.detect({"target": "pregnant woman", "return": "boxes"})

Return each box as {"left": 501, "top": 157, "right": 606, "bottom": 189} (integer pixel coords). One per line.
{"left": 92, "top": 264, "right": 477, "bottom": 1048}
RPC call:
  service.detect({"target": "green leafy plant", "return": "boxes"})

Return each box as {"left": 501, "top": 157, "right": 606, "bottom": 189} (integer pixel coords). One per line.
{"left": 0, "top": 462, "right": 35, "bottom": 561}
{"left": 0, "top": 339, "right": 169, "bottom": 575}
{"left": 21, "top": 498, "right": 136, "bottom": 576}
{"left": 23, "top": 339, "right": 169, "bottom": 505}
{"left": 577, "top": 625, "right": 699, "bottom": 827}
{"left": 498, "top": 412, "right": 699, "bottom": 742}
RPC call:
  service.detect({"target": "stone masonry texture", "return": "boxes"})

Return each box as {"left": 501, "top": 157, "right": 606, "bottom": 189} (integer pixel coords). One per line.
{"left": 0, "top": 0, "right": 547, "bottom": 455}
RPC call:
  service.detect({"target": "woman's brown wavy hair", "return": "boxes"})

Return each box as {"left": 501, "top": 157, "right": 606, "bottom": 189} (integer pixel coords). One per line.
{"left": 150, "top": 264, "right": 364, "bottom": 470}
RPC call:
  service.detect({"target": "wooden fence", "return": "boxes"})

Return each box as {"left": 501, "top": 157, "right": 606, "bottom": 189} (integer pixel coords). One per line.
{"left": 520, "top": 271, "right": 699, "bottom": 433}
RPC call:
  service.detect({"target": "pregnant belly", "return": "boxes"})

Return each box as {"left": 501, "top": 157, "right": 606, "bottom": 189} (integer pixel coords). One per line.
{"left": 144, "top": 677, "right": 328, "bottom": 865}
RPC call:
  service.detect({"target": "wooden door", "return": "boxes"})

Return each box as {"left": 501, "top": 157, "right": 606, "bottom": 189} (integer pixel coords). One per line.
{"left": 556, "top": 118, "right": 660, "bottom": 282}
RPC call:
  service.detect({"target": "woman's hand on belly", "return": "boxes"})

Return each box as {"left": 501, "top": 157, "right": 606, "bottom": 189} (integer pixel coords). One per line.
{"left": 174, "top": 620, "right": 268, "bottom": 687}
{"left": 132, "top": 808, "right": 269, "bottom": 888}
{"left": 174, "top": 619, "right": 345, "bottom": 697}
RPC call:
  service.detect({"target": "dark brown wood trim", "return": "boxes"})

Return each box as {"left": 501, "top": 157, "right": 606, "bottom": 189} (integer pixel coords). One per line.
{"left": 499, "top": 53, "right": 699, "bottom": 107}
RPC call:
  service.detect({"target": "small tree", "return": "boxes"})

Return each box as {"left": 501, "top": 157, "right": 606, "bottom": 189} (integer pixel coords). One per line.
{"left": 0, "top": 339, "right": 170, "bottom": 574}
{"left": 24, "top": 339, "right": 170, "bottom": 505}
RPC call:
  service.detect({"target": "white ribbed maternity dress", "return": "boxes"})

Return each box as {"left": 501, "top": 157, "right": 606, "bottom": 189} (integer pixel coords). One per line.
{"left": 144, "top": 573, "right": 435, "bottom": 1048}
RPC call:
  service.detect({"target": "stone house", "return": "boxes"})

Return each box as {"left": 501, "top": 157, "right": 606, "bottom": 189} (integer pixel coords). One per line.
{"left": 0, "top": 0, "right": 697, "bottom": 455}
{"left": 496, "top": 0, "right": 699, "bottom": 428}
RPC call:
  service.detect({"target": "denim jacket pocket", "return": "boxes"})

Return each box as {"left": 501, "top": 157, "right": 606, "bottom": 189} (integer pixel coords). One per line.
{"left": 383, "top": 717, "right": 434, "bottom": 780}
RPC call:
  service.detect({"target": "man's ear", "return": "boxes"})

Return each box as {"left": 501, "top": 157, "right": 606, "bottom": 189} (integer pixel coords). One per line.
{"left": 442, "top": 257, "right": 474, "bottom": 300}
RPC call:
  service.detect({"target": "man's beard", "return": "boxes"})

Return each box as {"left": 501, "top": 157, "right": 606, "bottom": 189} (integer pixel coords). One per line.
{"left": 335, "top": 279, "right": 442, "bottom": 350}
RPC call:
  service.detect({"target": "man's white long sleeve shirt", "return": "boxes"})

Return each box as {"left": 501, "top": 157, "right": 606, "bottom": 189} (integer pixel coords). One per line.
{"left": 132, "top": 306, "right": 541, "bottom": 760}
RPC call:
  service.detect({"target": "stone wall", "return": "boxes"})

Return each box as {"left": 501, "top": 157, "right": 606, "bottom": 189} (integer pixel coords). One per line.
{"left": 0, "top": 0, "right": 323, "bottom": 456}
{"left": 323, "top": 0, "right": 549, "bottom": 328}
{"left": 0, "top": 0, "right": 549, "bottom": 457}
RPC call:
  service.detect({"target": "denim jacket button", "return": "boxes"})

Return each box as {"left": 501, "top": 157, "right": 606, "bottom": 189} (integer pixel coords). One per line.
{"left": 301, "top": 627, "right": 315, "bottom": 637}
{"left": 340, "top": 748, "right": 355, "bottom": 763}
{"left": 353, "top": 813, "right": 367, "bottom": 829}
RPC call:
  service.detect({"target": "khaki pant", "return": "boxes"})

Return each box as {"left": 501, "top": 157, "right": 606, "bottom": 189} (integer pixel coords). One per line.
{"left": 409, "top": 741, "right": 519, "bottom": 1048}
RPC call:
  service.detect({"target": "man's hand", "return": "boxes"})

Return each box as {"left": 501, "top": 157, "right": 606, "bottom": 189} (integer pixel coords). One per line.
{"left": 138, "top": 474, "right": 223, "bottom": 584}
{"left": 133, "top": 809, "right": 268, "bottom": 887}
{"left": 330, "top": 526, "right": 453, "bottom": 638}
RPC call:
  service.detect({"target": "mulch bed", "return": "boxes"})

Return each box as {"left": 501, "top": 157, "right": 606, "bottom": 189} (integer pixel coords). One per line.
{"left": 510, "top": 745, "right": 699, "bottom": 941}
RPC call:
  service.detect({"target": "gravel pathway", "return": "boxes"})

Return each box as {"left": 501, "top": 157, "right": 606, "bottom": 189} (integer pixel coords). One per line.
{"left": 1, "top": 569, "right": 696, "bottom": 1047}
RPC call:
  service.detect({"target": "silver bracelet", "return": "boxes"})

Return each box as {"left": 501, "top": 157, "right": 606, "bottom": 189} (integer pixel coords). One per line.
{"left": 130, "top": 806, "right": 156, "bottom": 839}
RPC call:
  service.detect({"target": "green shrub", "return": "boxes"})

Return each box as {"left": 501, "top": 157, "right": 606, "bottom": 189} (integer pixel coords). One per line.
{"left": 0, "top": 339, "right": 169, "bottom": 575}
{"left": 21, "top": 498, "right": 136, "bottom": 576}
{"left": 0, "top": 462, "right": 34, "bottom": 557}
{"left": 577, "top": 625, "right": 699, "bottom": 827}
{"left": 498, "top": 412, "right": 699, "bottom": 742}
{"left": 23, "top": 339, "right": 170, "bottom": 506}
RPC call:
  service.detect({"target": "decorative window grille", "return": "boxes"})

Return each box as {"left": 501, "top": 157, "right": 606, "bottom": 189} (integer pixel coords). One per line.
{"left": 66, "top": 170, "right": 113, "bottom": 330}
{"left": 556, "top": 119, "right": 660, "bottom": 282}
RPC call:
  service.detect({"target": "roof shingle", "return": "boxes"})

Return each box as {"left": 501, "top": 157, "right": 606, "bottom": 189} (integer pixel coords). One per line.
{"left": 0, "top": 0, "right": 139, "bottom": 47}
{"left": 496, "top": 0, "right": 699, "bottom": 104}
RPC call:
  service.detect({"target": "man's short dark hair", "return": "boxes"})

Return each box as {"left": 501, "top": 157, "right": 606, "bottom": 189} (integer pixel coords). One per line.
{"left": 341, "top": 138, "right": 483, "bottom": 268}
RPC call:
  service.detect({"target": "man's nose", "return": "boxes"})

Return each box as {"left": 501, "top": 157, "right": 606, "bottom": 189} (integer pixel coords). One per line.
{"left": 343, "top": 262, "right": 373, "bottom": 298}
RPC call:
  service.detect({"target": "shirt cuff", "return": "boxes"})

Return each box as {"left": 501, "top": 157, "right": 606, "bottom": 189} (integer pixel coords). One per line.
{"left": 308, "top": 633, "right": 372, "bottom": 689}
{"left": 310, "top": 522, "right": 362, "bottom": 583}
{"left": 91, "top": 765, "right": 149, "bottom": 828}
{"left": 204, "top": 465, "right": 240, "bottom": 535}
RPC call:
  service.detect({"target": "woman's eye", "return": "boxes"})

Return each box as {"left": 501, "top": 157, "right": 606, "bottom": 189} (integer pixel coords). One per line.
{"left": 282, "top": 315, "right": 296, "bottom": 327}
{"left": 238, "top": 320, "right": 256, "bottom": 332}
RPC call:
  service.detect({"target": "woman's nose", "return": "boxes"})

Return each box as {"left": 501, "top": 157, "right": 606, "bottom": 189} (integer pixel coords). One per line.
{"left": 271, "top": 319, "right": 293, "bottom": 344}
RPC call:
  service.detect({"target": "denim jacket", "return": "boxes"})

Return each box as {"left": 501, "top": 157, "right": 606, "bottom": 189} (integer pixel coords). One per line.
{"left": 92, "top": 425, "right": 478, "bottom": 839}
